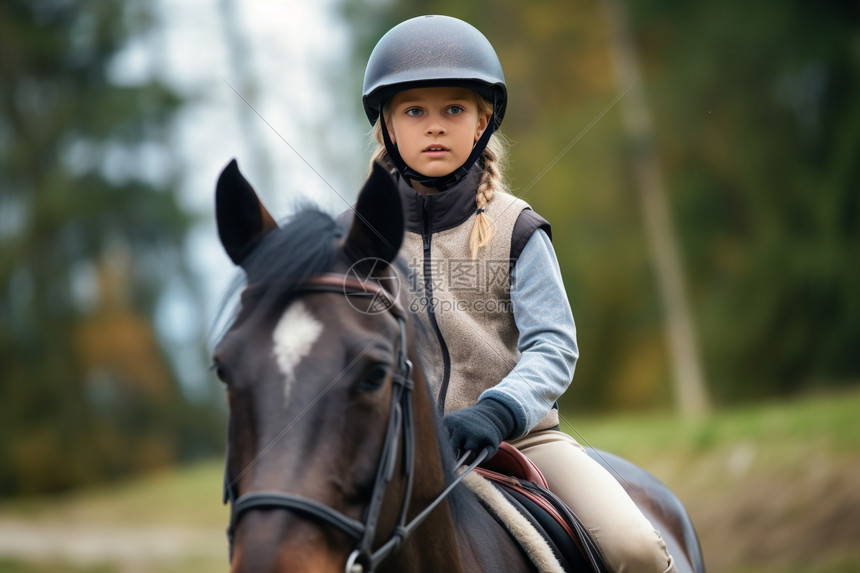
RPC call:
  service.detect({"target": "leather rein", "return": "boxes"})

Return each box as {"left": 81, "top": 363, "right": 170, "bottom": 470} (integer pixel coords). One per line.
{"left": 223, "top": 273, "right": 487, "bottom": 573}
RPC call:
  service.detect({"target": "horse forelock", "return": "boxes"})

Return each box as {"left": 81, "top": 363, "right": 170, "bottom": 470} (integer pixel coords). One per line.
{"left": 212, "top": 206, "right": 340, "bottom": 347}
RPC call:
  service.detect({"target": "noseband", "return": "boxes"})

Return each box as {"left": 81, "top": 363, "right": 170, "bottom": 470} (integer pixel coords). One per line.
{"left": 223, "top": 273, "right": 486, "bottom": 573}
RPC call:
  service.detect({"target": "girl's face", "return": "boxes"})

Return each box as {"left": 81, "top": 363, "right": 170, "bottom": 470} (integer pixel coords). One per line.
{"left": 387, "top": 87, "right": 491, "bottom": 180}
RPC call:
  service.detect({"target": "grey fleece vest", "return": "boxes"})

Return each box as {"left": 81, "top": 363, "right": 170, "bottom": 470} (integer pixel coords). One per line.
{"left": 395, "top": 170, "right": 559, "bottom": 434}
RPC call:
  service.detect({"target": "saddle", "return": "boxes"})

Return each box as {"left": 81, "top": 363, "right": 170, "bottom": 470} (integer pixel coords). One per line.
{"left": 477, "top": 442, "right": 610, "bottom": 573}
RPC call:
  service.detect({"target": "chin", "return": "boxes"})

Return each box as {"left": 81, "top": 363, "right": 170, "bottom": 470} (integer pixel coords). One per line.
{"left": 418, "top": 164, "right": 458, "bottom": 178}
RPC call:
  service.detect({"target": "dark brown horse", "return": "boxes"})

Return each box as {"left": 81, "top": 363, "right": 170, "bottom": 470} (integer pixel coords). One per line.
{"left": 212, "top": 159, "right": 705, "bottom": 573}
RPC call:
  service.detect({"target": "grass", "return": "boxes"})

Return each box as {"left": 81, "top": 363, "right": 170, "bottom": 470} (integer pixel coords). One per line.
{"left": 1, "top": 386, "right": 859, "bottom": 573}
{"left": 0, "top": 460, "right": 228, "bottom": 528}
{"left": 566, "top": 386, "right": 860, "bottom": 459}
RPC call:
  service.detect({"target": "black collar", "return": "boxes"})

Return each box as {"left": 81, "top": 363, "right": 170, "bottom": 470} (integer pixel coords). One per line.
{"left": 396, "top": 167, "right": 480, "bottom": 235}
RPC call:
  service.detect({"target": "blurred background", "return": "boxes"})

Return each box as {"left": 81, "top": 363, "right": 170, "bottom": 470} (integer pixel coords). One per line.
{"left": 0, "top": 0, "right": 857, "bottom": 571}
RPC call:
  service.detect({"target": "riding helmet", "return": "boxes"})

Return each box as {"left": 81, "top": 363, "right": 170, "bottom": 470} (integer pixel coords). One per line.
{"left": 362, "top": 15, "right": 507, "bottom": 189}
{"left": 362, "top": 15, "right": 507, "bottom": 129}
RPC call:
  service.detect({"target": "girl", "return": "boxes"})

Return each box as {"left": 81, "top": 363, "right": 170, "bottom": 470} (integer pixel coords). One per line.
{"left": 361, "top": 15, "right": 675, "bottom": 573}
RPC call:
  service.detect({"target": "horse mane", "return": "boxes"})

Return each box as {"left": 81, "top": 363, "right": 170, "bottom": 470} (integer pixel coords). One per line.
{"left": 211, "top": 205, "right": 341, "bottom": 347}
{"left": 242, "top": 206, "right": 341, "bottom": 287}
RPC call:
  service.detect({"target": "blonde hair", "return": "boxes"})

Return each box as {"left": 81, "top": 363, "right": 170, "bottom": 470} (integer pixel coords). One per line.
{"left": 369, "top": 95, "right": 508, "bottom": 259}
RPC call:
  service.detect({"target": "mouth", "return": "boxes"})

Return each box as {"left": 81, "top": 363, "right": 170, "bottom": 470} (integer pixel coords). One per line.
{"left": 423, "top": 144, "right": 449, "bottom": 153}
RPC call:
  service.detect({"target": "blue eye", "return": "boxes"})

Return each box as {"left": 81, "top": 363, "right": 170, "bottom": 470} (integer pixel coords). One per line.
{"left": 448, "top": 105, "right": 464, "bottom": 115}
{"left": 405, "top": 108, "right": 422, "bottom": 117}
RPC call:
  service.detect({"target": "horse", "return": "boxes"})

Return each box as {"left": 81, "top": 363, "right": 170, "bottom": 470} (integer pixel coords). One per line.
{"left": 212, "top": 159, "right": 706, "bottom": 573}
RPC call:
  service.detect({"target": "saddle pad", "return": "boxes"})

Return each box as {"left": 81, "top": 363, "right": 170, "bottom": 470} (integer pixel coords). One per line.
{"left": 475, "top": 468, "right": 610, "bottom": 573}
{"left": 464, "top": 471, "right": 566, "bottom": 573}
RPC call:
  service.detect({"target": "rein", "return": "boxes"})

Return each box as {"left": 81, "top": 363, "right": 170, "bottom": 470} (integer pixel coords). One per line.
{"left": 224, "top": 273, "right": 487, "bottom": 573}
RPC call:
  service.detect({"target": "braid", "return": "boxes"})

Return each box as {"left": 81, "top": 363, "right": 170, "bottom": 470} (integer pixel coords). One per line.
{"left": 368, "top": 119, "right": 392, "bottom": 174}
{"left": 468, "top": 134, "right": 507, "bottom": 259}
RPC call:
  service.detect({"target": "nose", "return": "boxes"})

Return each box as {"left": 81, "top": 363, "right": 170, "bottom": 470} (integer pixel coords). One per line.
{"left": 425, "top": 113, "right": 446, "bottom": 135}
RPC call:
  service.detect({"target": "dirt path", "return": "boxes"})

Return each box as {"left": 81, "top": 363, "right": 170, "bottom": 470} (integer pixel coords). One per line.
{"left": 654, "top": 446, "right": 860, "bottom": 572}
{"left": 0, "top": 519, "right": 224, "bottom": 572}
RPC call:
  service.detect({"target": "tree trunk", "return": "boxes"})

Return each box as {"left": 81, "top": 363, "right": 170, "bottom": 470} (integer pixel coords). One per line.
{"left": 600, "top": 0, "right": 711, "bottom": 418}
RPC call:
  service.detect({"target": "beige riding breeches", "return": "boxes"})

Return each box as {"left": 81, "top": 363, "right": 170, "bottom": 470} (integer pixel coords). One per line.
{"left": 509, "top": 429, "right": 676, "bottom": 573}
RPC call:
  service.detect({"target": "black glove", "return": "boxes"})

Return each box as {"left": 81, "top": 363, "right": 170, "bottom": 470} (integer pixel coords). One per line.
{"left": 443, "top": 398, "right": 517, "bottom": 464}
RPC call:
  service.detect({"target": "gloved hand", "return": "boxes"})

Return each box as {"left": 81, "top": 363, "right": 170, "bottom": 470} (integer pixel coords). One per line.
{"left": 443, "top": 398, "right": 517, "bottom": 464}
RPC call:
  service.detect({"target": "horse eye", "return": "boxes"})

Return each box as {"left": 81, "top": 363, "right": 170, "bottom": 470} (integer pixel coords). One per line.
{"left": 360, "top": 363, "right": 390, "bottom": 391}
{"left": 210, "top": 360, "right": 229, "bottom": 384}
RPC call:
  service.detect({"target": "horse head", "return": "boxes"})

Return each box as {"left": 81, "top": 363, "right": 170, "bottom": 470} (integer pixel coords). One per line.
{"left": 213, "top": 160, "right": 449, "bottom": 572}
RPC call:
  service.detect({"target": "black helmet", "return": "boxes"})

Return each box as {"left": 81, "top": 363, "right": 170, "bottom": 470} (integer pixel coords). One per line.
{"left": 362, "top": 15, "right": 507, "bottom": 190}
{"left": 362, "top": 15, "right": 507, "bottom": 128}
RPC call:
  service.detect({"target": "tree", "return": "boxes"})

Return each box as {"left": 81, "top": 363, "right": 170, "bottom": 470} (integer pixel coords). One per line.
{"left": 0, "top": 0, "right": 220, "bottom": 494}
{"left": 628, "top": 0, "right": 860, "bottom": 399}
{"left": 600, "top": 0, "right": 711, "bottom": 417}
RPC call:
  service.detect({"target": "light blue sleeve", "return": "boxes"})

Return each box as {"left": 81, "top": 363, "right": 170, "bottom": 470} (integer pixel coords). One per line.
{"left": 479, "top": 228, "right": 579, "bottom": 437}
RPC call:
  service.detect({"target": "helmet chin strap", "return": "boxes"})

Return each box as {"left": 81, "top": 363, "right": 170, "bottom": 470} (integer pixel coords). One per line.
{"left": 379, "top": 110, "right": 497, "bottom": 191}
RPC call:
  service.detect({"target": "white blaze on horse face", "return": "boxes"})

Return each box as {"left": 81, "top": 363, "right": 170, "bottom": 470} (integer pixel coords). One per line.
{"left": 272, "top": 301, "right": 324, "bottom": 402}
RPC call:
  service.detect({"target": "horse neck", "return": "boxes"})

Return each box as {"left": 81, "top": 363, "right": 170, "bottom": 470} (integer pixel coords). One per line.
{"left": 386, "top": 364, "right": 468, "bottom": 573}
{"left": 383, "top": 509, "right": 467, "bottom": 573}
{"left": 384, "top": 347, "right": 535, "bottom": 573}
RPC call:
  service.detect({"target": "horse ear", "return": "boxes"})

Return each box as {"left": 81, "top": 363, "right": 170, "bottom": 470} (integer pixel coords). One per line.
{"left": 216, "top": 159, "right": 278, "bottom": 266}
{"left": 342, "top": 162, "right": 403, "bottom": 266}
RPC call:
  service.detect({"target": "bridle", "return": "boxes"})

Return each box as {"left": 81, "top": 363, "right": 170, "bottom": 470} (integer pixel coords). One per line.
{"left": 223, "top": 273, "right": 487, "bottom": 573}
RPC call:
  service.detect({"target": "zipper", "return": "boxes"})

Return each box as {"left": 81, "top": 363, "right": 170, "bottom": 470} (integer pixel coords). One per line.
{"left": 420, "top": 195, "right": 452, "bottom": 410}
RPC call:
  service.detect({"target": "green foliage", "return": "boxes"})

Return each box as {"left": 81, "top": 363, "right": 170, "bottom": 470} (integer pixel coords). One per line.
{"left": 630, "top": 1, "right": 860, "bottom": 399}
{"left": 0, "top": 0, "right": 222, "bottom": 495}
{"left": 339, "top": 0, "right": 860, "bottom": 408}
